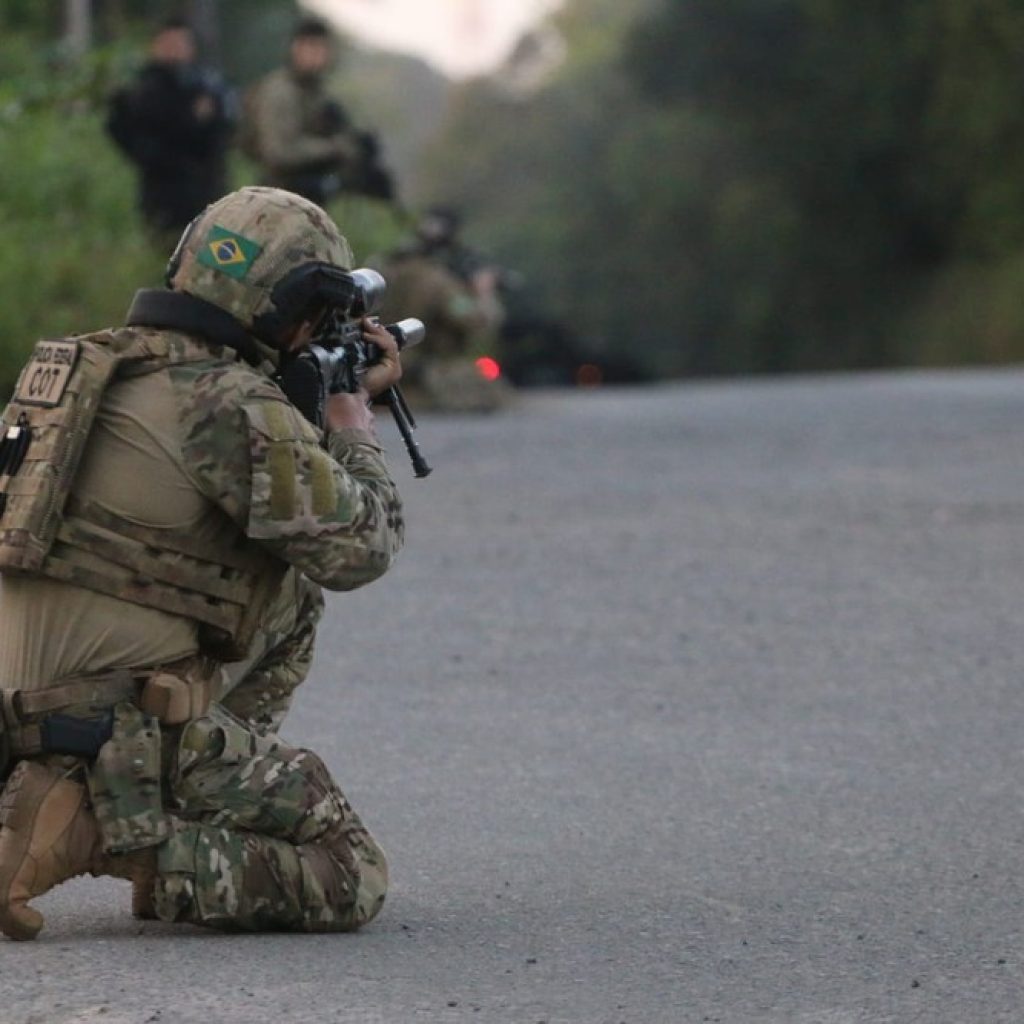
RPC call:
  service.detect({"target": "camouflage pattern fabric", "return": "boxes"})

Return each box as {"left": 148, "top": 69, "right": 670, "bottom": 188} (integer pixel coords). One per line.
{"left": 0, "top": 323, "right": 402, "bottom": 658}
{"left": 376, "top": 252, "right": 513, "bottom": 412}
{"left": 217, "top": 570, "right": 325, "bottom": 735}
{"left": 154, "top": 705, "right": 387, "bottom": 932}
{"left": 378, "top": 253, "right": 490, "bottom": 360}
{"left": 88, "top": 703, "right": 169, "bottom": 854}
{"left": 83, "top": 698, "right": 387, "bottom": 932}
{"left": 2, "top": 336, "right": 401, "bottom": 929}
{"left": 79, "top": 493, "right": 386, "bottom": 931}
{"left": 154, "top": 818, "right": 387, "bottom": 932}
{"left": 0, "top": 188, "right": 400, "bottom": 933}
{"left": 167, "top": 190, "right": 404, "bottom": 593}
{"left": 169, "top": 356, "right": 403, "bottom": 591}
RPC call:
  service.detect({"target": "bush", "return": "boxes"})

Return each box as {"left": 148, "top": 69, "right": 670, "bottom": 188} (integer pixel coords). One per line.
{"left": 0, "top": 30, "right": 403, "bottom": 399}
{"left": 0, "top": 37, "right": 165, "bottom": 396}
{"left": 0, "top": 109, "right": 167, "bottom": 394}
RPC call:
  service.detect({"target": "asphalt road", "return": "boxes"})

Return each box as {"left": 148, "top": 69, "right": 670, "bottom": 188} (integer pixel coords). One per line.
{"left": 4, "top": 370, "right": 1024, "bottom": 1023}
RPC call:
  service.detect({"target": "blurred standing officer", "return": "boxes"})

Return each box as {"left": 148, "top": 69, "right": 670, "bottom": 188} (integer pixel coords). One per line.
{"left": 246, "top": 17, "right": 391, "bottom": 206}
{"left": 107, "top": 17, "right": 235, "bottom": 237}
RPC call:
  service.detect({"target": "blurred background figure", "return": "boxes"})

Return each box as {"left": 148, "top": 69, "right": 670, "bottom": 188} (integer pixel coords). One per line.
{"left": 399, "top": 207, "right": 508, "bottom": 332}
{"left": 14, "top": 1, "right": 1024, "bottom": 402}
{"left": 106, "top": 16, "right": 236, "bottom": 239}
{"left": 241, "top": 15, "right": 396, "bottom": 207}
{"left": 376, "top": 207, "right": 514, "bottom": 412}
{"left": 387, "top": 207, "right": 623, "bottom": 392}
{"left": 402, "top": 208, "right": 494, "bottom": 285}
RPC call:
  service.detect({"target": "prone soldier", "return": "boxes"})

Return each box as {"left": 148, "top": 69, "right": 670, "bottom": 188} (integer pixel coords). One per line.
{"left": 0, "top": 187, "right": 406, "bottom": 939}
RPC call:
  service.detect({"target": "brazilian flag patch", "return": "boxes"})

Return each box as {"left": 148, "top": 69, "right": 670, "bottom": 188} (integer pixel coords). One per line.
{"left": 197, "top": 225, "right": 262, "bottom": 280}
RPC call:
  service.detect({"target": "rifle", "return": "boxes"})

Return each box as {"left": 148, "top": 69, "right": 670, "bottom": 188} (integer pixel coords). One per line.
{"left": 277, "top": 269, "right": 432, "bottom": 478}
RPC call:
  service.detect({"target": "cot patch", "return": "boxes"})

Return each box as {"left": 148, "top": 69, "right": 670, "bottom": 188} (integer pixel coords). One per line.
{"left": 197, "top": 226, "right": 262, "bottom": 280}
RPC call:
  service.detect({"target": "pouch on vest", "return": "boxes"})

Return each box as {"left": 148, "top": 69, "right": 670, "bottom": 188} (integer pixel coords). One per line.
{"left": 88, "top": 702, "right": 169, "bottom": 854}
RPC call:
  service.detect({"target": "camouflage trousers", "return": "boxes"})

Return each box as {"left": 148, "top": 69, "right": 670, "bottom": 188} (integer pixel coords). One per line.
{"left": 92, "top": 570, "right": 388, "bottom": 932}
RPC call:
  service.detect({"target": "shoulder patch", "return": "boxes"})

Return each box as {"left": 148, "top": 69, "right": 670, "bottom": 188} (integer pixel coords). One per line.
{"left": 242, "top": 400, "right": 344, "bottom": 539}
{"left": 13, "top": 339, "right": 80, "bottom": 407}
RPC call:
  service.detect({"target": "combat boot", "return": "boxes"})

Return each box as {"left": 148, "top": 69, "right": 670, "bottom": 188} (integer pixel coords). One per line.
{"left": 85, "top": 847, "right": 158, "bottom": 920}
{"left": 0, "top": 760, "right": 103, "bottom": 941}
{"left": 73, "top": 843, "right": 158, "bottom": 921}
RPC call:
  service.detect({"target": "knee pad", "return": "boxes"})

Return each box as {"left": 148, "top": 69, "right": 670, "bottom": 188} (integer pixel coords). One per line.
{"left": 320, "top": 821, "right": 389, "bottom": 930}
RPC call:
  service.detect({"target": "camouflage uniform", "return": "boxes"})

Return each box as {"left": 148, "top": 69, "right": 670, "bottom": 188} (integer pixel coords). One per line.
{"left": 377, "top": 252, "right": 513, "bottom": 412}
{"left": 249, "top": 68, "right": 360, "bottom": 205}
{"left": 379, "top": 253, "right": 488, "bottom": 360}
{"left": 89, "top": 701, "right": 388, "bottom": 932}
{"left": 216, "top": 570, "right": 325, "bottom": 734}
{"left": 0, "top": 188, "right": 401, "bottom": 934}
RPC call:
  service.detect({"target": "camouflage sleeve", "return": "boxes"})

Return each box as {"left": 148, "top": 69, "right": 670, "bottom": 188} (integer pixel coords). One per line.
{"left": 175, "top": 364, "right": 403, "bottom": 591}
{"left": 257, "top": 75, "right": 350, "bottom": 171}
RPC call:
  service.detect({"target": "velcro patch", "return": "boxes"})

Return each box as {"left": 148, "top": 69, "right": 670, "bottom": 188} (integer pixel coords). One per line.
{"left": 197, "top": 225, "right": 263, "bottom": 280}
{"left": 243, "top": 399, "right": 342, "bottom": 540}
{"left": 14, "top": 340, "right": 80, "bottom": 407}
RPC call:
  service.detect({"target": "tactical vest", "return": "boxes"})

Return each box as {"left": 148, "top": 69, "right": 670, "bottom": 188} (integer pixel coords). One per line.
{"left": 0, "top": 328, "right": 283, "bottom": 662}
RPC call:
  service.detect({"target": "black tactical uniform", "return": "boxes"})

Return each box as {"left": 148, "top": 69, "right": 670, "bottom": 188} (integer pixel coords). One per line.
{"left": 107, "top": 62, "right": 236, "bottom": 234}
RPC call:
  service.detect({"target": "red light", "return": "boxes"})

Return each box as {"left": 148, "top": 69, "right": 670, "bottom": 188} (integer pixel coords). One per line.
{"left": 576, "top": 363, "right": 603, "bottom": 387}
{"left": 475, "top": 356, "right": 502, "bottom": 382}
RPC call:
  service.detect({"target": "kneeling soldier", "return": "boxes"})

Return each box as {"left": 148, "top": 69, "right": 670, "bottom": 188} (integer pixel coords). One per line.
{"left": 0, "top": 187, "right": 404, "bottom": 939}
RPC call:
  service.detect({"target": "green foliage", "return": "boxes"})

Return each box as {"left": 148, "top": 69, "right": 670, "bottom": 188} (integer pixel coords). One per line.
{"left": 0, "top": 113, "right": 165, "bottom": 397}
{"left": 10, "top": 0, "right": 1024, "bottom": 381}
{"left": 0, "top": 0, "right": 60, "bottom": 36}
{"left": 626, "top": 0, "right": 1024, "bottom": 369}
{"left": 419, "top": 0, "right": 1024, "bottom": 376}
{"left": 324, "top": 194, "right": 408, "bottom": 266}
{"left": 0, "top": 3, "right": 401, "bottom": 398}
{"left": 418, "top": 6, "right": 676, "bottom": 376}
{"left": 218, "top": 0, "right": 302, "bottom": 84}
{"left": 0, "top": 34, "right": 165, "bottom": 397}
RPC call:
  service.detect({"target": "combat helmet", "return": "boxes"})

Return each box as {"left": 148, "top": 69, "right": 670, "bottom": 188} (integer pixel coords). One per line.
{"left": 167, "top": 186, "right": 355, "bottom": 344}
